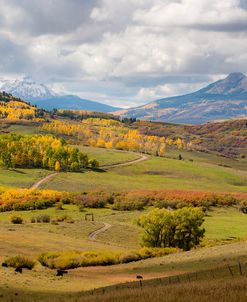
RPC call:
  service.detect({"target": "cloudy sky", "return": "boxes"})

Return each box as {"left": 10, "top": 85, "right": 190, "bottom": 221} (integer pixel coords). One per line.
{"left": 0, "top": 0, "right": 247, "bottom": 107}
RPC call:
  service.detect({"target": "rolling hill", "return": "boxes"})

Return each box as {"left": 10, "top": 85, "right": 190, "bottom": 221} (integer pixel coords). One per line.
{"left": 120, "top": 73, "right": 247, "bottom": 124}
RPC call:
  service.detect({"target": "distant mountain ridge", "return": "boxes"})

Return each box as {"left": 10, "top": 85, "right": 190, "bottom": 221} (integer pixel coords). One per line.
{"left": 32, "top": 95, "right": 121, "bottom": 112}
{"left": 0, "top": 76, "right": 121, "bottom": 113}
{"left": 120, "top": 73, "right": 247, "bottom": 124}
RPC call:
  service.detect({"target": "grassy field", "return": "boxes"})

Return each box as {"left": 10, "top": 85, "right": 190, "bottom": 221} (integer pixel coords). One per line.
{"left": 41, "top": 156, "right": 247, "bottom": 192}
{"left": 2, "top": 124, "right": 41, "bottom": 135}
{"left": 204, "top": 207, "right": 247, "bottom": 243}
{"left": 1, "top": 205, "right": 247, "bottom": 257}
{"left": 1, "top": 205, "right": 247, "bottom": 300}
{"left": 1, "top": 237, "right": 247, "bottom": 301}
{"left": 75, "top": 146, "right": 140, "bottom": 167}
{"left": 165, "top": 147, "right": 247, "bottom": 170}
{"left": 0, "top": 168, "right": 50, "bottom": 189}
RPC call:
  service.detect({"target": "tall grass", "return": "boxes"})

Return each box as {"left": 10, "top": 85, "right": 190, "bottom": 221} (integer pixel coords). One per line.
{"left": 77, "top": 278, "right": 247, "bottom": 302}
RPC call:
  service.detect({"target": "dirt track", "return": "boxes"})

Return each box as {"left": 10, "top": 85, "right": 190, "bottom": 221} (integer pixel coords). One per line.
{"left": 88, "top": 223, "right": 112, "bottom": 241}
{"left": 30, "top": 172, "right": 58, "bottom": 189}
{"left": 30, "top": 153, "right": 149, "bottom": 189}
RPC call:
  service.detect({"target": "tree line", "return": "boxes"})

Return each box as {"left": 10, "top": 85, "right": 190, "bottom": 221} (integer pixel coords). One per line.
{"left": 0, "top": 134, "right": 99, "bottom": 171}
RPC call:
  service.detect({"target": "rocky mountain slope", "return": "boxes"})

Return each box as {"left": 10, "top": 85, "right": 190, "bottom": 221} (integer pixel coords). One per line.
{"left": 120, "top": 73, "right": 247, "bottom": 124}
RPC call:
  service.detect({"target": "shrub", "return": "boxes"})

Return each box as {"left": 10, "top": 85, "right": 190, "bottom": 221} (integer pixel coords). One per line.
{"left": 0, "top": 188, "right": 63, "bottom": 212}
{"left": 119, "top": 252, "right": 140, "bottom": 263}
{"left": 38, "top": 247, "right": 177, "bottom": 270}
{"left": 55, "top": 215, "right": 74, "bottom": 223}
{"left": 10, "top": 215, "right": 23, "bottom": 224}
{"left": 30, "top": 217, "right": 36, "bottom": 223}
{"left": 61, "top": 196, "right": 72, "bottom": 204}
{"left": 38, "top": 251, "right": 119, "bottom": 270}
{"left": 88, "top": 158, "right": 99, "bottom": 169}
{"left": 36, "top": 214, "right": 50, "bottom": 223}
{"left": 239, "top": 201, "right": 247, "bottom": 214}
{"left": 73, "top": 191, "right": 111, "bottom": 208}
{"left": 112, "top": 196, "right": 148, "bottom": 211}
{"left": 78, "top": 205, "right": 86, "bottom": 212}
{"left": 3, "top": 255, "right": 35, "bottom": 270}
{"left": 55, "top": 202, "right": 64, "bottom": 210}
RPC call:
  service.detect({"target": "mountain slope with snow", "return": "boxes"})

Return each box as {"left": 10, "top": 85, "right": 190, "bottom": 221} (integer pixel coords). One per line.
{"left": 0, "top": 76, "right": 55, "bottom": 99}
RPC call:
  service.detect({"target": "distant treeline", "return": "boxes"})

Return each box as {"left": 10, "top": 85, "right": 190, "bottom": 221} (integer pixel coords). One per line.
{"left": 54, "top": 109, "right": 137, "bottom": 124}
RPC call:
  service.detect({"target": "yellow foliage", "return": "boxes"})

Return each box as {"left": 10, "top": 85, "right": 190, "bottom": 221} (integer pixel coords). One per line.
{"left": 42, "top": 118, "right": 185, "bottom": 155}
{"left": 0, "top": 100, "right": 41, "bottom": 121}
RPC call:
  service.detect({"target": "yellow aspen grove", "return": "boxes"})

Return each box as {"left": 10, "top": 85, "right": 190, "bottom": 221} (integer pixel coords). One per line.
{"left": 176, "top": 138, "right": 183, "bottom": 149}
{"left": 55, "top": 161, "right": 61, "bottom": 172}
{"left": 41, "top": 118, "right": 185, "bottom": 155}
{"left": 158, "top": 143, "right": 166, "bottom": 156}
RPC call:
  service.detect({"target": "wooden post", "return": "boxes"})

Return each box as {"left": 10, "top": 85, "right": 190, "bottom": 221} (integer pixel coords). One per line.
{"left": 228, "top": 265, "right": 234, "bottom": 277}
{"left": 239, "top": 262, "right": 243, "bottom": 276}
{"left": 136, "top": 275, "right": 143, "bottom": 289}
{"left": 139, "top": 279, "right": 142, "bottom": 289}
{"left": 85, "top": 213, "right": 94, "bottom": 221}
{"left": 211, "top": 270, "right": 215, "bottom": 279}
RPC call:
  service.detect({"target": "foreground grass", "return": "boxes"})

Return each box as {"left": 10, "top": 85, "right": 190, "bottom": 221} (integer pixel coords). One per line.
{"left": 2, "top": 244, "right": 247, "bottom": 302}
{"left": 1, "top": 206, "right": 247, "bottom": 298}
{"left": 73, "top": 277, "right": 247, "bottom": 302}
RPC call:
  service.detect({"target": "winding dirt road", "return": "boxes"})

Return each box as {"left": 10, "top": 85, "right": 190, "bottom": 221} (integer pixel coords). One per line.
{"left": 30, "top": 153, "right": 149, "bottom": 189}
{"left": 101, "top": 153, "right": 149, "bottom": 169}
{"left": 30, "top": 172, "right": 58, "bottom": 189}
{"left": 88, "top": 223, "right": 112, "bottom": 241}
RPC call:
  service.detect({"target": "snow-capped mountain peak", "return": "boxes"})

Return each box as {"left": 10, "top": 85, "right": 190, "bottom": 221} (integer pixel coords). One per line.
{"left": 0, "top": 76, "right": 56, "bottom": 100}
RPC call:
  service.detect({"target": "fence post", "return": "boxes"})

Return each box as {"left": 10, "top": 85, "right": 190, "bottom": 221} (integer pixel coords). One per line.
{"left": 228, "top": 265, "right": 234, "bottom": 277}
{"left": 239, "top": 262, "right": 243, "bottom": 276}
{"left": 139, "top": 280, "right": 142, "bottom": 289}
{"left": 211, "top": 270, "right": 215, "bottom": 279}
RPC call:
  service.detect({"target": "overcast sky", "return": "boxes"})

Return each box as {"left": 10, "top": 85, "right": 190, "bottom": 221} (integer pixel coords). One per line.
{"left": 0, "top": 0, "right": 247, "bottom": 107}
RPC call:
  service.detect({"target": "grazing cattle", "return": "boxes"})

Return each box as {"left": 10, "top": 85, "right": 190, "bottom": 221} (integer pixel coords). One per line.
{"left": 15, "top": 267, "right": 22, "bottom": 273}
{"left": 1, "top": 263, "right": 7, "bottom": 267}
{"left": 136, "top": 275, "right": 143, "bottom": 280}
{"left": 56, "top": 269, "right": 68, "bottom": 277}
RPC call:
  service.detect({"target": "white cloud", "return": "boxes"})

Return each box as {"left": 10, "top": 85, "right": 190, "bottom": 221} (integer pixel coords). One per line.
{"left": 0, "top": 0, "right": 247, "bottom": 107}
{"left": 134, "top": 0, "right": 247, "bottom": 31}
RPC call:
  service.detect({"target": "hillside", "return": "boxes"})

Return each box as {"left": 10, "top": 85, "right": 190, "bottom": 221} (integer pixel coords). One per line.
{"left": 133, "top": 119, "right": 247, "bottom": 159}
{"left": 121, "top": 73, "right": 247, "bottom": 124}
{"left": 0, "top": 91, "right": 44, "bottom": 121}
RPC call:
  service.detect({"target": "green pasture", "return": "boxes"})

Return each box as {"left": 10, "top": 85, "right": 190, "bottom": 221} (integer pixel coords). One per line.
{"left": 42, "top": 156, "right": 247, "bottom": 192}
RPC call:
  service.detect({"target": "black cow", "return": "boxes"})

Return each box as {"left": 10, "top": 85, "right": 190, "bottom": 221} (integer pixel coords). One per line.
{"left": 56, "top": 269, "right": 68, "bottom": 277}
{"left": 15, "top": 267, "right": 22, "bottom": 273}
